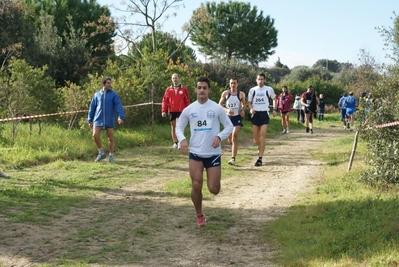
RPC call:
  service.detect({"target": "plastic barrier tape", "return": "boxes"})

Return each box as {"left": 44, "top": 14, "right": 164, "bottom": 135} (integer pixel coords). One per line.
{"left": 0, "top": 102, "right": 161, "bottom": 122}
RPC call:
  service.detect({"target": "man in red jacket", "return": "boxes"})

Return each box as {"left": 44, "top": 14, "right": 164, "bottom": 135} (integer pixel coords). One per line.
{"left": 162, "top": 73, "right": 190, "bottom": 148}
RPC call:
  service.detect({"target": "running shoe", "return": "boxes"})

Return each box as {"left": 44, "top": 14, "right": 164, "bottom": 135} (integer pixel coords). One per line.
{"left": 254, "top": 159, "right": 262, "bottom": 166}
{"left": 109, "top": 154, "right": 115, "bottom": 163}
{"left": 172, "top": 143, "right": 178, "bottom": 149}
{"left": 282, "top": 129, "right": 286, "bottom": 134}
{"left": 95, "top": 153, "right": 106, "bottom": 162}
{"left": 197, "top": 214, "right": 207, "bottom": 227}
{"left": 286, "top": 127, "right": 290, "bottom": 133}
{"left": 310, "top": 129, "right": 314, "bottom": 134}
{"left": 228, "top": 158, "right": 235, "bottom": 165}
{"left": 0, "top": 172, "right": 9, "bottom": 179}
{"left": 306, "top": 127, "right": 310, "bottom": 133}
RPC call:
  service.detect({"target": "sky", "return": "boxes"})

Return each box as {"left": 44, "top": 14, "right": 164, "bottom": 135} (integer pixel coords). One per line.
{"left": 97, "top": 0, "right": 398, "bottom": 68}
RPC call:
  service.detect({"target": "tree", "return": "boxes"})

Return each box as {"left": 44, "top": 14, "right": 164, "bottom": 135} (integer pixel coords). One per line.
{"left": 24, "top": 0, "right": 116, "bottom": 72}
{"left": 128, "top": 31, "right": 196, "bottom": 63}
{"left": 312, "top": 59, "right": 352, "bottom": 73}
{"left": 0, "top": 58, "right": 59, "bottom": 139}
{"left": 189, "top": 1, "right": 278, "bottom": 65}
{"left": 283, "top": 66, "right": 332, "bottom": 82}
{"left": 266, "top": 66, "right": 290, "bottom": 84}
{"left": 30, "top": 13, "right": 90, "bottom": 86}
{"left": 113, "top": 0, "right": 189, "bottom": 60}
{"left": 274, "top": 57, "right": 289, "bottom": 69}
{"left": 0, "top": 0, "right": 35, "bottom": 67}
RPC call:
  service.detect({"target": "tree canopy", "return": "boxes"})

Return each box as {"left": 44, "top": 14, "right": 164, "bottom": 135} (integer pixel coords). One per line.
{"left": 0, "top": 1, "right": 36, "bottom": 68}
{"left": 189, "top": 1, "right": 278, "bottom": 65}
{"left": 24, "top": 0, "right": 116, "bottom": 69}
{"left": 128, "top": 31, "right": 196, "bottom": 63}
{"left": 312, "top": 59, "right": 352, "bottom": 73}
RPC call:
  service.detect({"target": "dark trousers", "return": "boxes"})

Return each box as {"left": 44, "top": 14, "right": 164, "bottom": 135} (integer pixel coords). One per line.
{"left": 318, "top": 108, "right": 325, "bottom": 121}
{"left": 297, "top": 109, "right": 305, "bottom": 123}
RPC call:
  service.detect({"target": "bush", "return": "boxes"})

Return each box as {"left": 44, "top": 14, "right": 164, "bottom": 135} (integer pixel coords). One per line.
{"left": 360, "top": 65, "right": 399, "bottom": 185}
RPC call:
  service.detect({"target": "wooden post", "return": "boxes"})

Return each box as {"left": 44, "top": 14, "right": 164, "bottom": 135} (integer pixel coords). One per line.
{"left": 151, "top": 83, "right": 155, "bottom": 133}
{"left": 348, "top": 130, "right": 360, "bottom": 172}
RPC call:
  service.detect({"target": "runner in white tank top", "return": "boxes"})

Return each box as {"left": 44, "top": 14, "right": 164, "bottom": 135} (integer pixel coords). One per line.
{"left": 247, "top": 73, "right": 277, "bottom": 167}
{"left": 218, "top": 78, "right": 246, "bottom": 165}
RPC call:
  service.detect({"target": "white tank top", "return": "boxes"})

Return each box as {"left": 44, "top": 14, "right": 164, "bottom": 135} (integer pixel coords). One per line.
{"left": 226, "top": 90, "right": 241, "bottom": 116}
{"left": 248, "top": 86, "right": 276, "bottom": 112}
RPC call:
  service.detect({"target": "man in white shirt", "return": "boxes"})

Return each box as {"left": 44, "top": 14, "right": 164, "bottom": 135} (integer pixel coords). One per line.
{"left": 247, "top": 73, "right": 277, "bottom": 166}
{"left": 176, "top": 76, "right": 233, "bottom": 227}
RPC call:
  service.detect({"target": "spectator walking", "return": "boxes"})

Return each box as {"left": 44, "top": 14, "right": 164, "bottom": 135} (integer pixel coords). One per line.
{"left": 293, "top": 94, "right": 305, "bottom": 123}
{"left": 338, "top": 93, "right": 348, "bottom": 129}
{"left": 318, "top": 94, "right": 326, "bottom": 121}
{"left": 161, "top": 73, "right": 190, "bottom": 148}
{"left": 88, "top": 77, "right": 125, "bottom": 163}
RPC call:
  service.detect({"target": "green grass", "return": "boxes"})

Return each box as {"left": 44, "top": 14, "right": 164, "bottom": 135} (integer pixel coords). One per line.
{"left": 1, "top": 112, "right": 398, "bottom": 266}
{"left": 261, "top": 126, "right": 399, "bottom": 266}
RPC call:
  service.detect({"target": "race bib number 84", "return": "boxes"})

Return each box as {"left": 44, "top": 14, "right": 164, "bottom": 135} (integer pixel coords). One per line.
{"left": 193, "top": 119, "right": 212, "bottom": 132}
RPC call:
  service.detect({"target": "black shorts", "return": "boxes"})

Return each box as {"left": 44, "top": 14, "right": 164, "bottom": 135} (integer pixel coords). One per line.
{"left": 169, "top": 112, "right": 182, "bottom": 121}
{"left": 189, "top": 153, "right": 221, "bottom": 169}
{"left": 229, "top": 115, "right": 243, "bottom": 127}
{"left": 305, "top": 108, "right": 316, "bottom": 114}
{"left": 250, "top": 111, "right": 270, "bottom": 126}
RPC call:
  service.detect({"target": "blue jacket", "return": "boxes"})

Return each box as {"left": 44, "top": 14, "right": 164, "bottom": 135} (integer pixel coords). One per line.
{"left": 87, "top": 89, "right": 125, "bottom": 128}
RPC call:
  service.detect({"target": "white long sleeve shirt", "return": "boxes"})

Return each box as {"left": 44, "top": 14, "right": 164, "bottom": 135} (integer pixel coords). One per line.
{"left": 176, "top": 99, "right": 233, "bottom": 157}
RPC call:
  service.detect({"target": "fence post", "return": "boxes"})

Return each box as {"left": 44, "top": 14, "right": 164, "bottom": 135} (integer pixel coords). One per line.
{"left": 348, "top": 130, "right": 360, "bottom": 172}
{"left": 151, "top": 83, "right": 155, "bottom": 133}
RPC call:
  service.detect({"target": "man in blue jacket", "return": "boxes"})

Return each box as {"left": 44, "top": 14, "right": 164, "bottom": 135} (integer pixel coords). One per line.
{"left": 88, "top": 77, "right": 125, "bottom": 163}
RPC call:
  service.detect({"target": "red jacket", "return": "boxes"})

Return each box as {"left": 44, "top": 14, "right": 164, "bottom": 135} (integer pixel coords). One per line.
{"left": 276, "top": 92, "right": 293, "bottom": 112}
{"left": 161, "top": 84, "right": 190, "bottom": 113}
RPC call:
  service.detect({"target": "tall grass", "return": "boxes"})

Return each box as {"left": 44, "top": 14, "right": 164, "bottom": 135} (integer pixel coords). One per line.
{"left": 0, "top": 122, "right": 175, "bottom": 168}
{"left": 0, "top": 112, "right": 311, "bottom": 169}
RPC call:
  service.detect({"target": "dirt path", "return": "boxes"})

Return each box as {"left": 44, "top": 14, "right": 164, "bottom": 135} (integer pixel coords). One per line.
{"left": 0, "top": 126, "right": 348, "bottom": 267}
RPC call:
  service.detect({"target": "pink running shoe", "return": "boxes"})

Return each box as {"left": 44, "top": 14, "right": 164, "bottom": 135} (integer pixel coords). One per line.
{"left": 197, "top": 214, "right": 207, "bottom": 227}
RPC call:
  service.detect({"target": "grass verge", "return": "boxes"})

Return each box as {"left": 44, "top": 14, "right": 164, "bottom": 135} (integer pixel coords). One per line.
{"left": 262, "top": 124, "right": 399, "bottom": 266}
